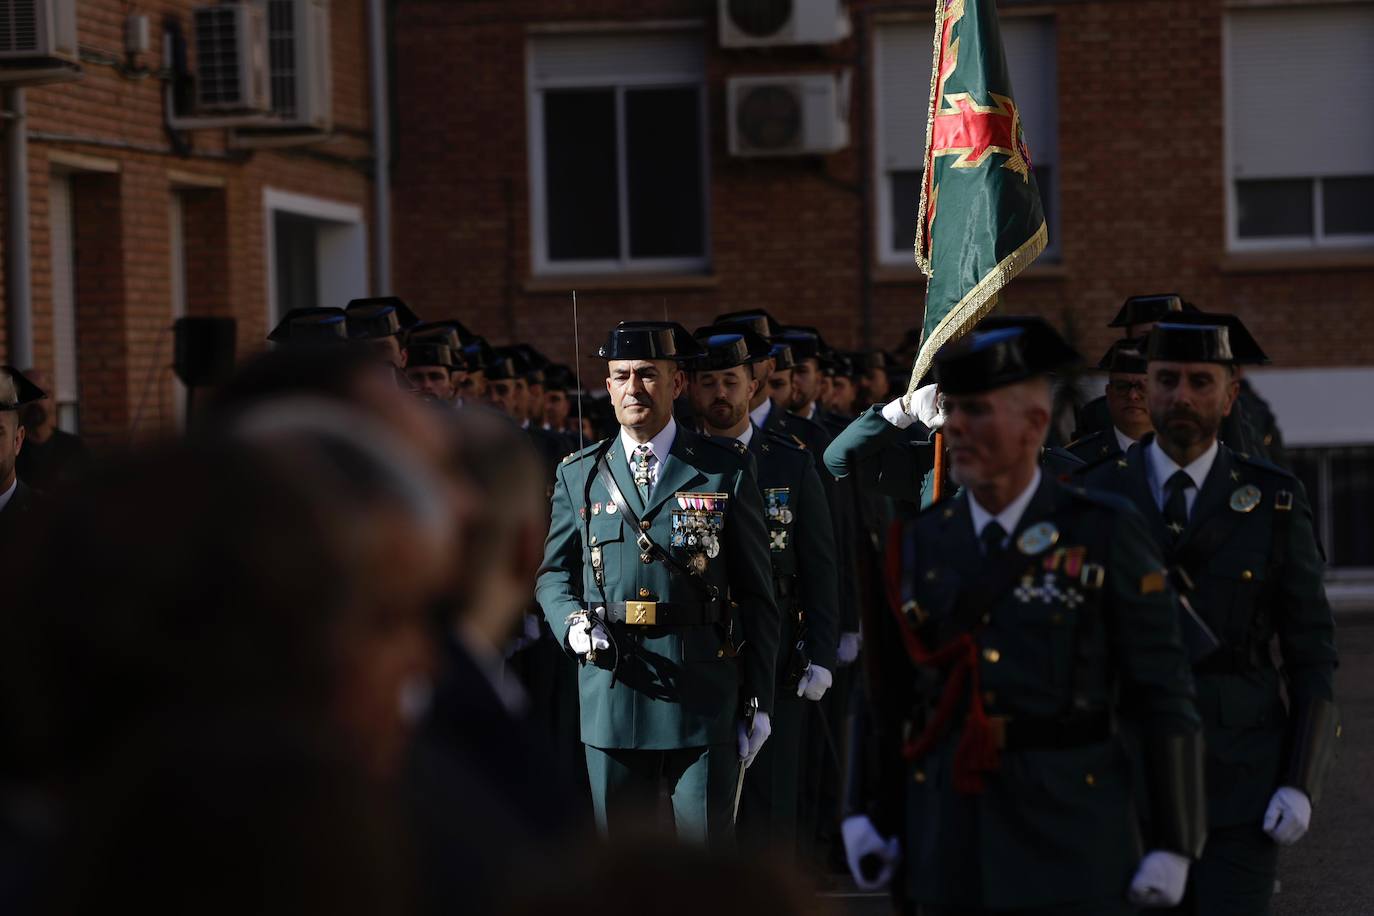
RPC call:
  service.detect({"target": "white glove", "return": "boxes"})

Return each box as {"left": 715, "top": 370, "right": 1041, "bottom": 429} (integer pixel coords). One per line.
{"left": 881, "top": 396, "right": 917, "bottom": 429}
{"left": 567, "top": 610, "right": 610, "bottom": 657}
{"left": 841, "top": 815, "right": 901, "bottom": 891}
{"left": 910, "top": 384, "right": 945, "bottom": 430}
{"left": 1263, "top": 786, "right": 1312, "bottom": 846}
{"left": 736, "top": 710, "right": 772, "bottom": 767}
{"left": 796, "top": 663, "right": 834, "bottom": 701}
{"left": 1127, "top": 850, "right": 1191, "bottom": 908}
{"left": 837, "top": 631, "right": 862, "bottom": 666}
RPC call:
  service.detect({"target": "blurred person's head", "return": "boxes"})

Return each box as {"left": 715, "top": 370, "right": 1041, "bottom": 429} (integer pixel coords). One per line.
{"left": 858, "top": 366, "right": 890, "bottom": 405}
{"left": 788, "top": 357, "right": 821, "bottom": 412}
{"left": 525, "top": 379, "right": 545, "bottom": 424}
{"left": 18, "top": 367, "right": 56, "bottom": 442}
{"left": 1099, "top": 339, "right": 1152, "bottom": 441}
{"left": 543, "top": 387, "right": 570, "bottom": 430}
{"left": 345, "top": 297, "right": 419, "bottom": 370}
{"left": 407, "top": 363, "right": 454, "bottom": 403}
{"left": 766, "top": 367, "right": 793, "bottom": 408}
{"left": 437, "top": 409, "right": 548, "bottom": 653}
{"left": 1146, "top": 324, "right": 1239, "bottom": 466}
{"left": 0, "top": 368, "right": 41, "bottom": 491}
{"left": 828, "top": 374, "right": 856, "bottom": 415}
{"left": 486, "top": 376, "right": 527, "bottom": 420}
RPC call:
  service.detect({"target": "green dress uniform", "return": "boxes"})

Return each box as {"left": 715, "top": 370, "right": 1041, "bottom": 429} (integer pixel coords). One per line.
{"left": 855, "top": 319, "right": 1205, "bottom": 915}
{"left": 1065, "top": 427, "right": 1127, "bottom": 468}
{"left": 536, "top": 324, "right": 780, "bottom": 847}
{"left": 1078, "top": 321, "right": 1338, "bottom": 916}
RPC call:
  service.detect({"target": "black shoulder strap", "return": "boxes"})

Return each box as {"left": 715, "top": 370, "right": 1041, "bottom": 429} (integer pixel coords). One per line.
{"left": 595, "top": 453, "right": 719, "bottom": 601}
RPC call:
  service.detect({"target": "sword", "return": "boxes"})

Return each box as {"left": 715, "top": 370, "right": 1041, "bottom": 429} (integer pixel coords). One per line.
{"left": 732, "top": 696, "right": 759, "bottom": 823}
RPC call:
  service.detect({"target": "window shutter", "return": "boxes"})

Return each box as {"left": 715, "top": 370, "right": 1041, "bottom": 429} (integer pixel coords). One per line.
{"left": 529, "top": 32, "right": 704, "bottom": 86}
{"left": 1229, "top": 6, "right": 1374, "bottom": 179}
{"left": 877, "top": 24, "right": 933, "bottom": 172}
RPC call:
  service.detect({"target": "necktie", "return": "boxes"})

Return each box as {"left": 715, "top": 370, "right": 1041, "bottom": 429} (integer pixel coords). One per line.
{"left": 1163, "top": 470, "right": 1191, "bottom": 541}
{"left": 632, "top": 444, "right": 654, "bottom": 502}
{"left": 981, "top": 521, "right": 1008, "bottom": 559}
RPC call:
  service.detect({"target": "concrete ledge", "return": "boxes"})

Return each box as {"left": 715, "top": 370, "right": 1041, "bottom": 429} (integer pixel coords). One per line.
{"left": 523, "top": 273, "right": 719, "bottom": 294}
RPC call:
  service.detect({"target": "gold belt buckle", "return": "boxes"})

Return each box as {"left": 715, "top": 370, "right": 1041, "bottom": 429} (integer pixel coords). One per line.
{"left": 625, "top": 601, "right": 658, "bottom": 625}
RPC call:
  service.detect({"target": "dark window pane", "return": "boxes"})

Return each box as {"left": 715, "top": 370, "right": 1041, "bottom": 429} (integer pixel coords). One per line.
{"left": 1330, "top": 447, "right": 1374, "bottom": 567}
{"left": 1289, "top": 450, "right": 1324, "bottom": 557}
{"left": 625, "top": 87, "right": 705, "bottom": 259}
{"left": 889, "top": 170, "right": 922, "bottom": 254}
{"left": 274, "top": 211, "right": 318, "bottom": 319}
{"left": 544, "top": 89, "right": 619, "bottom": 261}
{"left": 1236, "top": 179, "right": 1313, "bottom": 238}
{"left": 1323, "top": 176, "right": 1374, "bottom": 236}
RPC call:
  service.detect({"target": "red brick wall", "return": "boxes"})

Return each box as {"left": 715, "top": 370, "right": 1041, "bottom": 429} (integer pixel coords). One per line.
{"left": 0, "top": 0, "right": 376, "bottom": 443}
{"left": 391, "top": 0, "right": 1374, "bottom": 388}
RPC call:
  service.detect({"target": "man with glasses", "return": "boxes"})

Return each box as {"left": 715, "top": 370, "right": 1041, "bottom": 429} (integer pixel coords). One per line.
{"left": 1066, "top": 339, "right": 1152, "bottom": 468}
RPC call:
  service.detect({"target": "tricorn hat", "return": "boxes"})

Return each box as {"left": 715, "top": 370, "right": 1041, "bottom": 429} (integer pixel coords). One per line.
{"left": 769, "top": 341, "right": 796, "bottom": 371}
{"left": 597, "top": 321, "right": 705, "bottom": 362}
{"left": 1108, "top": 293, "right": 1197, "bottom": 329}
{"left": 344, "top": 297, "right": 420, "bottom": 340}
{"left": 0, "top": 366, "right": 46, "bottom": 411}
{"left": 267, "top": 307, "right": 349, "bottom": 345}
{"left": 934, "top": 316, "right": 1081, "bottom": 396}
{"left": 690, "top": 328, "right": 774, "bottom": 372}
{"left": 713, "top": 308, "right": 783, "bottom": 338}
{"left": 1148, "top": 311, "right": 1268, "bottom": 364}
{"left": 1145, "top": 323, "right": 1236, "bottom": 364}
{"left": 1097, "top": 337, "right": 1149, "bottom": 375}
{"left": 405, "top": 342, "right": 454, "bottom": 370}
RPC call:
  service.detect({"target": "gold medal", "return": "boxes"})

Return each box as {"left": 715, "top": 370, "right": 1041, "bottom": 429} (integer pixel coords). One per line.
{"left": 1016, "top": 522, "right": 1060, "bottom": 556}
{"left": 690, "top": 552, "right": 708, "bottom": 575}
{"left": 1230, "top": 484, "right": 1262, "bottom": 513}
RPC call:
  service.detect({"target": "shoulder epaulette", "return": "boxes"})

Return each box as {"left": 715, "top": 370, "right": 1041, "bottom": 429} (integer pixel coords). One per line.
{"left": 764, "top": 429, "right": 806, "bottom": 452}
{"left": 1064, "top": 430, "right": 1101, "bottom": 451}
{"left": 1062, "top": 482, "right": 1135, "bottom": 514}
{"left": 1232, "top": 449, "right": 1296, "bottom": 481}
{"left": 700, "top": 434, "right": 748, "bottom": 458}
{"left": 561, "top": 439, "right": 607, "bottom": 464}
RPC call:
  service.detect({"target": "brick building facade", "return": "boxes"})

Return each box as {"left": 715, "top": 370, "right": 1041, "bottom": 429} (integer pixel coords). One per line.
{"left": 0, "top": 0, "right": 381, "bottom": 441}
{"left": 390, "top": 0, "right": 1374, "bottom": 573}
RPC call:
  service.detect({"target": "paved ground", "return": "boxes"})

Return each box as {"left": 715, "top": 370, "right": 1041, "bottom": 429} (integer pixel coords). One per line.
{"left": 827, "top": 612, "right": 1373, "bottom": 915}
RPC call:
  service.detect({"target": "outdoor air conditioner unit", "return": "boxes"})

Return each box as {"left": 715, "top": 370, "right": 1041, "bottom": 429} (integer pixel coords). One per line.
{"left": 727, "top": 72, "right": 850, "bottom": 157}
{"left": 232, "top": 0, "right": 332, "bottom": 145}
{"left": 192, "top": 2, "right": 272, "bottom": 113}
{"left": 719, "top": 0, "right": 851, "bottom": 48}
{"left": 0, "top": 0, "right": 81, "bottom": 86}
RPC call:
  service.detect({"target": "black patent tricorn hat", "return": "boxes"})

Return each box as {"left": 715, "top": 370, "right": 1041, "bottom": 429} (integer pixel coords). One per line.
{"left": 0, "top": 366, "right": 46, "bottom": 411}
{"left": 1097, "top": 337, "right": 1149, "bottom": 374}
{"left": 690, "top": 328, "right": 774, "bottom": 372}
{"left": 1146, "top": 323, "right": 1235, "bottom": 364}
{"left": 934, "top": 316, "right": 1081, "bottom": 396}
{"left": 405, "top": 342, "right": 454, "bottom": 370}
{"left": 1150, "top": 311, "right": 1267, "bottom": 364}
{"left": 598, "top": 321, "right": 704, "bottom": 362}
{"left": 713, "top": 308, "right": 783, "bottom": 338}
{"left": 1108, "top": 293, "right": 1196, "bottom": 329}
{"left": 344, "top": 297, "right": 420, "bottom": 340}
{"left": 769, "top": 341, "right": 796, "bottom": 371}
{"left": 267, "top": 307, "right": 349, "bottom": 344}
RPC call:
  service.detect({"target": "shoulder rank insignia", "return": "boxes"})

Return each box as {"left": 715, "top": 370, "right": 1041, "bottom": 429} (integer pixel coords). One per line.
{"left": 1229, "top": 484, "right": 1262, "bottom": 513}
{"left": 1017, "top": 521, "right": 1060, "bottom": 556}
{"left": 1275, "top": 490, "right": 1294, "bottom": 512}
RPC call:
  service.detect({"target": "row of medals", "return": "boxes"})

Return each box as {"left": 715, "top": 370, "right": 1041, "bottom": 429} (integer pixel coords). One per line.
{"left": 672, "top": 494, "right": 726, "bottom": 573}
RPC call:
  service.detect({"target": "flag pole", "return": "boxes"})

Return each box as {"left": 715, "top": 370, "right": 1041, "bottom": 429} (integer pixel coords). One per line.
{"left": 932, "top": 431, "right": 946, "bottom": 501}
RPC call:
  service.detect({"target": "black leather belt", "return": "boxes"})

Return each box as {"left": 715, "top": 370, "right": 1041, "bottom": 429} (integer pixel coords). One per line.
{"left": 992, "top": 710, "right": 1112, "bottom": 751}
{"left": 1193, "top": 644, "right": 1274, "bottom": 677}
{"left": 595, "top": 600, "right": 724, "bottom": 627}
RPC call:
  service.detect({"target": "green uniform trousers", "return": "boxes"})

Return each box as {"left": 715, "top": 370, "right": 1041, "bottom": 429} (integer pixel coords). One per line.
{"left": 1168, "top": 823, "right": 1279, "bottom": 916}
{"left": 585, "top": 744, "right": 739, "bottom": 850}
{"left": 736, "top": 692, "right": 805, "bottom": 853}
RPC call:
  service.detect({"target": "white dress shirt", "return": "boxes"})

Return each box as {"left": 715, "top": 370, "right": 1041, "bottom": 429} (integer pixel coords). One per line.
{"left": 968, "top": 468, "right": 1042, "bottom": 552}
{"left": 734, "top": 423, "right": 756, "bottom": 449}
{"left": 619, "top": 415, "right": 677, "bottom": 491}
{"left": 1114, "top": 427, "right": 1138, "bottom": 454}
{"left": 750, "top": 399, "right": 772, "bottom": 428}
{"left": 0, "top": 478, "right": 16, "bottom": 515}
{"left": 1146, "top": 437, "right": 1218, "bottom": 517}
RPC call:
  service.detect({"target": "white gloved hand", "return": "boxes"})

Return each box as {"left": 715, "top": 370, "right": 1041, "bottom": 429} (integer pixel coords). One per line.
{"left": 1263, "top": 786, "right": 1312, "bottom": 846}
{"left": 1127, "top": 850, "right": 1191, "bottom": 908}
{"left": 567, "top": 610, "right": 611, "bottom": 657}
{"left": 796, "top": 663, "right": 834, "bottom": 701}
{"left": 837, "top": 632, "right": 862, "bottom": 666}
{"left": 910, "top": 384, "right": 945, "bottom": 430}
{"left": 841, "top": 815, "right": 901, "bottom": 891}
{"left": 736, "top": 710, "right": 772, "bottom": 767}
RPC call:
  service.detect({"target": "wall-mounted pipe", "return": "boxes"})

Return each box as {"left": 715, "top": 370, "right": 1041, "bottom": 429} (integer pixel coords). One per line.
{"left": 4, "top": 87, "right": 33, "bottom": 367}
{"left": 367, "top": 0, "right": 392, "bottom": 295}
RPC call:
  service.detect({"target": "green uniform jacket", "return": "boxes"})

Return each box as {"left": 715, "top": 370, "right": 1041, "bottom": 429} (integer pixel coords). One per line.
{"left": 744, "top": 426, "right": 840, "bottom": 674}
{"left": 824, "top": 405, "right": 1085, "bottom": 508}
{"left": 536, "top": 425, "right": 781, "bottom": 750}
{"left": 1065, "top": 427, "right": 1125, "bottom": 469}
{"left": 1080, "top": 437, "right": 1337, "bottom": 826}
{"left": 883, "top": 476, "right": 1201, "bottom": 909}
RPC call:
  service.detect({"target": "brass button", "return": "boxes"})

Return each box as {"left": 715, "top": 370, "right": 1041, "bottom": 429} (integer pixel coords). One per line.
{"left": 640, "top": 520, "right": 651, "bottom": 532}
{"left": 913, "top": 770, "right": 927, "bottom": 783}
{"left": 983, "top": 690, "right": 996, "bottom": 705}
{"left": 1085, "top": 773, "right": 1096, "bottom": 786}
{"left": 982, "top": 648, "right": 1001, "bottom": 664}
{"left": 1240, "top": 570, "right": 1253, "bottom": 582}
{"left": 639, "top": 587, "right": 650, "bottom": 598}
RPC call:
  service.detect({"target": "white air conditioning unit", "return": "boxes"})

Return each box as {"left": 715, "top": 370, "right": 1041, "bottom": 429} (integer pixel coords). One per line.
{"left": 728, "top": 72, "right": 850, "bottom": 157}
{"left": 0, "top": 0, "right": 81, "bottom": 86}
{"left": 232, "top": 0, "right": 332, "bottom": 145}
{"left": 719, "top": 0, "right": 851, "bottom": 48}
{"left": 192, "top": 2, "right": 271, "bottom": 113}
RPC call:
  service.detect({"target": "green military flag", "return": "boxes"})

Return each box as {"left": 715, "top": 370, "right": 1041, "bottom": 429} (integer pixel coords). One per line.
{"left": 908, "top": 0, "right": 1047, "bottom": 391}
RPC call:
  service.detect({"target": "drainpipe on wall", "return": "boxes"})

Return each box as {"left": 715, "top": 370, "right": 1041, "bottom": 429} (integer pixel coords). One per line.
{"left": 3, "top": 87, "right": 33, "bottom": 367}
{"left": 367, "top": 0, "right": 392, "bottom": 296}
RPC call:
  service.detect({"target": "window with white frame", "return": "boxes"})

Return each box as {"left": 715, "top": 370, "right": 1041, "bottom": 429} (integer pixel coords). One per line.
{"left": 1227, "top": 6, "right": 1374, "bottom": 249}
{"left": 874, "top": 16, "right": 1058, "bottom": 267}
{"left": 527, "top": 31, "right": 709, "bottom": 275}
